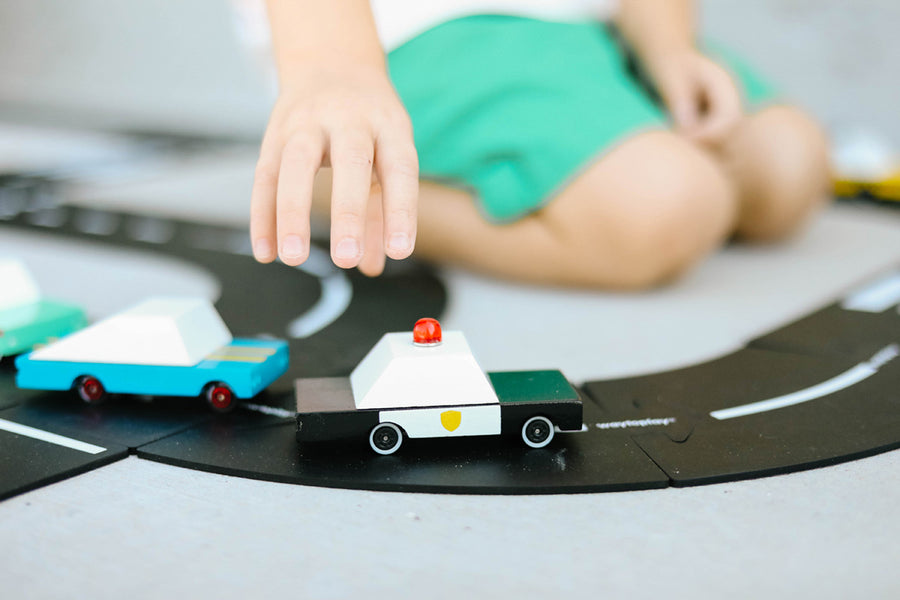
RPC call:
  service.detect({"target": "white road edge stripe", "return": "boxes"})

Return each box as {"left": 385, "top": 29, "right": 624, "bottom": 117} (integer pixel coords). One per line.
{"left": 287, "top": 272, "right": 353, "bottom": 338}
{"left": 0, "top": 418, "right": 107, "bottom": 454}
{"left": 842, "top": 271, "right": 900, "bottom": 313}
{"left": 228, "top": 237, "right": 353, "bottom": 339}
{"left": 288, "top": 245, "right": 353, "bottom": 339}
{"left": 711, "top": 343, "right": 899, "bottom": 420}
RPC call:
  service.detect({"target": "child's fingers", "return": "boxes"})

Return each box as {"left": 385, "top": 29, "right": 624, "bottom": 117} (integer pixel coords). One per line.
{"left": 671, "top": 94, "right": 699, "bottom": 136}
{"left": 658, "top": 75, "right": 700, "bottom": 137}
{"left": 357, "top": 184, "right": 387, "bottom": 277}
{"left": 250, "top": 143, "right": 280, "bottom": 263}
{"left": 693, "top": 64, "right": 742, "bottom": 143}
{"left": 375, "top": 128, "right": 419, "bottom": 260}
{"left": 275, "top": 130, "right": 323, "bottom": 266}
{"left": 329, "top": 130, "right": 375, "bottom": 269}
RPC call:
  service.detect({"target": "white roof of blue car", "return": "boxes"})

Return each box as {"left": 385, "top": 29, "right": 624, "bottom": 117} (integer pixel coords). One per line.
{"left": 29, "top": 297, "right": 232, "bottom": 366}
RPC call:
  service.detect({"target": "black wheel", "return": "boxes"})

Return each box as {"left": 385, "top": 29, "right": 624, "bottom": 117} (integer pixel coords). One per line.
{"left": 74, "top": 376, "right": 106, "bottom": 405}
{"left": 205, "top": 382, "right": 237, "bottom": 413}
{"left": 522, "top": 416, "right": 554, "bottom": 448}
{"left": 369, "top": 423, "right": 403, "bottom": 455}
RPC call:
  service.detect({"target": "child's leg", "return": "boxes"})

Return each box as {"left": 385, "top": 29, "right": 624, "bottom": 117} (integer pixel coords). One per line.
{"left": 310, "top": 108, "right": 827, "bottom": 288}
{"left": 312, "top": 129, "right": 738, "bottom": 288}
{"left": 712, "top": 105, "right": 831, "bottom": 240}
{"left": 407, "top": 104, "right": 829, "bottom": 287}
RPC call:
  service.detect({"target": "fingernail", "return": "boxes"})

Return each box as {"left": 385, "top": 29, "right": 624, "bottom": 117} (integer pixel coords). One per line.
{"left": 387, "top": 233, "right": 410, "bottom": 253}
{"left": 281, "top": 235, "right": 305, "bottom": 259}
{"left": 335, "top": 237, "right": 360, "bottom": 260}
{"left": 253, "top": 238, "right": 272, "bottom": 259}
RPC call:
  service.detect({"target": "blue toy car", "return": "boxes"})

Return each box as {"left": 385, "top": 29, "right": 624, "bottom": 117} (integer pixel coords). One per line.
{"left": 14, "top": 298, "right": 289, "bottom": 412}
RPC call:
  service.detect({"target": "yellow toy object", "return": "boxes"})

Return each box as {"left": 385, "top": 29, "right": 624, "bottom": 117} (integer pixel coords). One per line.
{"left": 832, "top": 132, "right": 900, "bottom": 203}
{"left": 834, "top": 171, "right": 900, "bottom": 203}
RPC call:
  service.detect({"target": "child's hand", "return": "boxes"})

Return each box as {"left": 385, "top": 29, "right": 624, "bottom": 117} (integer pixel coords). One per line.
{"left": 251, "top": 63, "right": 418, "bottom": 276}
{"left": 646, "top": 50, "right": 743, "bottom": 144}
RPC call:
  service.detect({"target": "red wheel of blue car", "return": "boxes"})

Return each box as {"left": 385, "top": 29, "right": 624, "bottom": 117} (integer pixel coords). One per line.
{"left": 205, "top": 383, "right": 236, "bottom": 413}
{"left": 75, "top": 376, "right": 106, "bottom": 405}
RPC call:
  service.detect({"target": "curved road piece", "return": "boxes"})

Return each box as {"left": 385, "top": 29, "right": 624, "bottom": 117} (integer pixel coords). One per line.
{"left": 0, "top": 186, "right": 897, "bottom": 495}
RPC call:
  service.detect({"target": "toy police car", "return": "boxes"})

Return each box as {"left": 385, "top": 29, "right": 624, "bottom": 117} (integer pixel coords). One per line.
{"left": 295, "top": 318, "right": 583, "bottom": 454}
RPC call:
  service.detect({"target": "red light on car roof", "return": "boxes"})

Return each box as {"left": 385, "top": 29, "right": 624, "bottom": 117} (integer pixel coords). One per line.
{"left": 413, "top": 318, "right": 442, "bottom": 346}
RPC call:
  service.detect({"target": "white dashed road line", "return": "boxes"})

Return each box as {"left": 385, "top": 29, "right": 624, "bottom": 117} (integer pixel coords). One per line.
{"left": 241, "top": 403, "right": 296, "bottom": 419}
{"left": 711, "top": 344, "right": 899, "bottom": 420}
{"left": 595, "top": 418, "right": 677, "bottom": 429}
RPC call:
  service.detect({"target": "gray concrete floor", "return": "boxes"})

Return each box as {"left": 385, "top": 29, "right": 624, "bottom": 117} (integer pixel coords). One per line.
{"left": 1, "top": 185, "right": 898, "bottom": 599}
{"left": 2, "top": 448, "right": 899, "bottom": 600}
{"left": 704, "top": 0, "right": 900, "bottom": 144}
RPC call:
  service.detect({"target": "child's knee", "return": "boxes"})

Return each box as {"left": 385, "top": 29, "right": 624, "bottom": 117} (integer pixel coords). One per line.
{"left": 549, "top": 132, "right": 737, "bottom": 288}
{"left": 735, "top": 106, "right": 831, "bottom": 240}
{"left": 615, "top": 161, "right": 737, "bottom": 287}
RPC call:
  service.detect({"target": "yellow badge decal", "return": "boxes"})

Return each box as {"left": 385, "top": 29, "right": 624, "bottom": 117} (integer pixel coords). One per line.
{"left": 440, "top": 410, "right": 462, "bottom": 432}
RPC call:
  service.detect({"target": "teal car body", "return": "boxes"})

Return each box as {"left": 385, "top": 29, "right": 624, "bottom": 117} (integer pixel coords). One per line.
{"left": 0, "top": 300, "right": 87, "bottom": 358}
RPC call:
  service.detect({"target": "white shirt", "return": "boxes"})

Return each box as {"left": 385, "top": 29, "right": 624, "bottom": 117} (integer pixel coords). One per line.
{"left": 232, "top": 0, "right": 617, "bottom": 54}
{"left": 370, "top": 0, "right": 618, "bottom": 50}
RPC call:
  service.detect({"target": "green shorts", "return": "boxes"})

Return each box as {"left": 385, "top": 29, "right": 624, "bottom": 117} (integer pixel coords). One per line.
{"left": 387, "top": 15, "right": 776, "bottom": 223}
